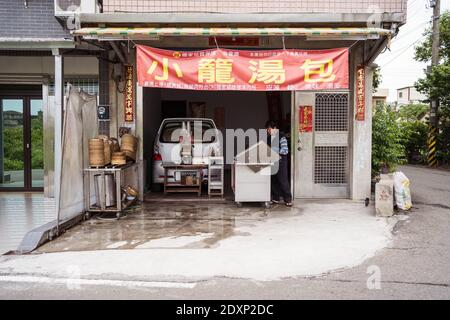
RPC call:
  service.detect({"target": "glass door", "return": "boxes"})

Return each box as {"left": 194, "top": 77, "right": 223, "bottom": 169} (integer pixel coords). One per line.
{"left": 0, "top": 98, "right": 25, "bottom": 189}
{"left": 30, "top": 99, "right": 44, "bottom": 189}
{"left": 0, "top": 96, "right": 43, "bottom": 191}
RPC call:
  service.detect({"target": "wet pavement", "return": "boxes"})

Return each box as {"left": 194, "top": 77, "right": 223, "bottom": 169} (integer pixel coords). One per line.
{"left": 0, "top": 199, "right": 395, "bottom": 281}
{"left": 0, "top": 166, "right": 448, "bottom": 298}
{"left": 36, "top": 201, "right": 288, "bottom": 253}
{"left": 0, "top": 193, "right": 55, "bottom": 254}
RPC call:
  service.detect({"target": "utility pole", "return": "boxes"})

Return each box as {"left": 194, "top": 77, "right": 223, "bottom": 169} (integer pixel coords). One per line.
{"left": 427, "top": 0, "right": 440, "bottom": 167}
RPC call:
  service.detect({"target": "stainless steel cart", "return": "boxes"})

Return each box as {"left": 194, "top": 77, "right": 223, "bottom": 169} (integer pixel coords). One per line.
{"left": 232, "top": 162, "right": 273, "bottom": 208}
{"left": 83, "top": 162, "right": 138, "bottom": 218}
{"left": 231, "top": 141, "right": 279, "bottom": 208}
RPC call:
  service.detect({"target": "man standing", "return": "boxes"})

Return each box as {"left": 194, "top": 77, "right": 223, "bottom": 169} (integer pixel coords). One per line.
{"left": 265, "top": 120, "right": 292, "bottom": 207}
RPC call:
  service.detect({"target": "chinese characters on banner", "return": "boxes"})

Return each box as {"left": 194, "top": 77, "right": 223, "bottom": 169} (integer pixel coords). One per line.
{"left": 356, "top": 65, "right": 365, "bottom": 121}
{"left": 299, "top": 106, "right": 313, "bottom": 133}
{"left": 136, "top": 45, "right": 349, "bottom": 91}
{"left": 124, "top": 65, "right": 134, "bottom": 122}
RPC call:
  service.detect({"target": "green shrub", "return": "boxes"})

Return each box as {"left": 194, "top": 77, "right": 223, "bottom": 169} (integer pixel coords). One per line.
{"left": 437, "top": 120, "right": 450, "bottom": 164}
{"left": 372, "top": 105, "right": 406, "bottom": 177}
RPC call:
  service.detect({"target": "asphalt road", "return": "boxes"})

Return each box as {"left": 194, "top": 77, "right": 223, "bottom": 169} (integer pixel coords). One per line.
{"left": 0, "top": 165, "right": 449, "bottom": 299}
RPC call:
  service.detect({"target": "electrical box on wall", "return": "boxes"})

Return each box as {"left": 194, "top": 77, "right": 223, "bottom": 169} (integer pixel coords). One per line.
{"left": 97, "top": 105, "right": 110, "bottom": 120}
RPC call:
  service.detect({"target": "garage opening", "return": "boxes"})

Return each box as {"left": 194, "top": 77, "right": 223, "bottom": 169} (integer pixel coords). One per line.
{"left": 142, "top": 88, "right": 292, "bottom": 201}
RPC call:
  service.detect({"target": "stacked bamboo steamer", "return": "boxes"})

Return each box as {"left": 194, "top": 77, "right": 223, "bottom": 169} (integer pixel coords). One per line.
{"left": 89, "top": 134, "right": 138, "bottom": 167}
{"left": 111, "top": 152, "right": 126, "bottom": 165}
{"left": 88, "top": 138, "right": 105, "bottom": 167}
{"left": 121, "top": 134, "right": 138, "bottom": 160}
{"left": 98, "top": 135, "right": 111, "bottom": 165}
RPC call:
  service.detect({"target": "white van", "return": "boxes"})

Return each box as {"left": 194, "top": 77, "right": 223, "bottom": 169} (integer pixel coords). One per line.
{"left": 152, "top": 118, "right": 222, "bottom": 186}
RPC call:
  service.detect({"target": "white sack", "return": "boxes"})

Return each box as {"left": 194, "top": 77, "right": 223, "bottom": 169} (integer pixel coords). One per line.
{"left": 393, "top": 171, "right": 412, "bottom": 210}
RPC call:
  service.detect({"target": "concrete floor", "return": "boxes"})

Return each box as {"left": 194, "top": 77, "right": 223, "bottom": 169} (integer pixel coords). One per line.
{"left": 0, "top": 165, "right": 448, "bottom": 299}
{"left": 1, "top": 198, "right": 395, "bottom": 282}
{"left": 0, "top": 193, "right": 55, "bottom": 254}
{"left": 36, "top": 201, "right": 248, "bottom": 253}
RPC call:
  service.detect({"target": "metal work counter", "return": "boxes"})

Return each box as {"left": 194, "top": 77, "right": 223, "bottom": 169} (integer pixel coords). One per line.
{"left": 162, "top": 162, "right": 207, "bottom": 196}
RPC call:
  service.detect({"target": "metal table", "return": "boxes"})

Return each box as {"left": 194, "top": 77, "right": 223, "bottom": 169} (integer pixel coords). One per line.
{"left": 84, "top": 162, "right": 138, "bottom": 218}
{"left": 162, "top": 163, "right": 207, "bottom": 196}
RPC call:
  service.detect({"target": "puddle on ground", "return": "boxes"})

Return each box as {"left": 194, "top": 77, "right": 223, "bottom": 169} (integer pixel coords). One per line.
{"left": 35, "top": 201, "right": 291, "bottom": 253}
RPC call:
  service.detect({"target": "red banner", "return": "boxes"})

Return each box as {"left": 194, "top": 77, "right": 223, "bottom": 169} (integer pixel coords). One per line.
{"left": 124, "top": 65, "right": 134, "bottom": 122}
{"left": 356, "top": 65, "right": 365, "bottom": 121}
{"left": 137, "top": 45, "right": 348, "bottom": 91}
{"left": 299, "top": 106, "right": 313, "bottom": 133}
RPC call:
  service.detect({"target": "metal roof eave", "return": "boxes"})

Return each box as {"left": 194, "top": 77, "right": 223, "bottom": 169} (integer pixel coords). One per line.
{"left": 0, "top": 38, "right": 75, "bottom": 50}
{"left": 72, "top": 27, "right": 392, "bottom": 41}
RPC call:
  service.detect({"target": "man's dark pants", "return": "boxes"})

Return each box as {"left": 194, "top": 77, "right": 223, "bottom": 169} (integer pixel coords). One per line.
{"left": 271, "top": 155, "right": 292, "bottom": 202}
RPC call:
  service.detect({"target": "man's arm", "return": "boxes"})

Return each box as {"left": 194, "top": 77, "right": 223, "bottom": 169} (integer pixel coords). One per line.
{"left": 279, "top": 137, "right": 289, "bottom": 155}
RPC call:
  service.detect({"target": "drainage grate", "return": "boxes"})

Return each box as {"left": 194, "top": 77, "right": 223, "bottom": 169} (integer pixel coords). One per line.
{"left": 314, "top": 146, "right": 347, "bottom": 184}
{"left": 315, "top": 93, "right": 348, "bottom": 131}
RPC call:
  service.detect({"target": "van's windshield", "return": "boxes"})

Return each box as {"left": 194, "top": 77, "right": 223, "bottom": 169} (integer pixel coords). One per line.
{"left": 160, "top": 120, "right": 216, "bottom": 143}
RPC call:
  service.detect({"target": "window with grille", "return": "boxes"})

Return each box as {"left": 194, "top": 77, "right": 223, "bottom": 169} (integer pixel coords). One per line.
{"left": 49, "top": 78, "right": 99, "bottom": 96}
{"left": 315, "top": 93, "right": 348, "bottom": 131}
{"left": 102, "top": 1, "right": 406, "bottom": 14}
{"left": 314, "top": 146, "right": 347, "bottom": 184}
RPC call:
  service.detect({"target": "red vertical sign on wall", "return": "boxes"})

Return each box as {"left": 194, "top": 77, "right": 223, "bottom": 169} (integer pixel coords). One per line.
{"left": 299, "top": 105, "right": 313, "bottom": 132}
{"left": 124, "top": 65, "right": 134, "bottom": 122}
{"left": 356, "top": 65, "right": 365, "bottom": 121}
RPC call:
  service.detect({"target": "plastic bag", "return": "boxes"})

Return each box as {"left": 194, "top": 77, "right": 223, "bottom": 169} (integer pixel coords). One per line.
{"left": 393, "top": 172, "right": 412, "bottom": 210}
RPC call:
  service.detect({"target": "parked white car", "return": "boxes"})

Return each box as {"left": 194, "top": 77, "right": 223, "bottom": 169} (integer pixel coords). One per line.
{"left": 152, "top": 118, "right": 222, "bottom": 186}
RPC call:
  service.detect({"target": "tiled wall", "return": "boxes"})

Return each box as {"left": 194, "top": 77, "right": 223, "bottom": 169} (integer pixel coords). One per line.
{"left": 0, "top": 0, "right": 69, "bottom": 39}
{"left": 103, "top": 0, "right": 407, "bottom": 14}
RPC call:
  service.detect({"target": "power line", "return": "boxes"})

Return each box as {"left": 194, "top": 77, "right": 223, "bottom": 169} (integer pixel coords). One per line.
{"left": 378, "top": 28, "right": 448, "bottom": 67}
{"left": 379, "top": 34, "right": 428, "bottom": 67}
{"left": 391, "top": 20, "right": 430, "bottom": 44}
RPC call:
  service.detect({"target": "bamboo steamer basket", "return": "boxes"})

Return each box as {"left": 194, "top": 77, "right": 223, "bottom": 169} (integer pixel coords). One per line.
{"left": 111, "top": 151, "right": 126, "bottom": 165}
{"left": 89, "top": 138, "right": 104, "bottom": 147}
{"left": 89, "top": 138, "right": 105, "bottom": 166}
{"left": 98, "top": 135, "right": 111, "bottom": 165}
{"left": 121, "top": 134, "right": 137, "bottom": 160}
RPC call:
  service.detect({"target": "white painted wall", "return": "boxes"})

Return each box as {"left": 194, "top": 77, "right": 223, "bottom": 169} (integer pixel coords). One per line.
{"left": 397, "top": 86, "right": 427, "bottom": 105}
{"left": 396, "top": 87, "right": 409, "bottom": 105}
{"left": 0, "top": 56, "right": 98, "bottom": 76}
{"left": 350, "top": 45, "right": 373, "bottom": 200}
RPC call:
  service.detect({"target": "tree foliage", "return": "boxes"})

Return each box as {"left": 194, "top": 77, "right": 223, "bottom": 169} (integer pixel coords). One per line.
{"left": 414, "top": 10, "right": 450, "bottom": 164}
{"left": 397, "top": 103, "right": 428, "bottom": 121}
